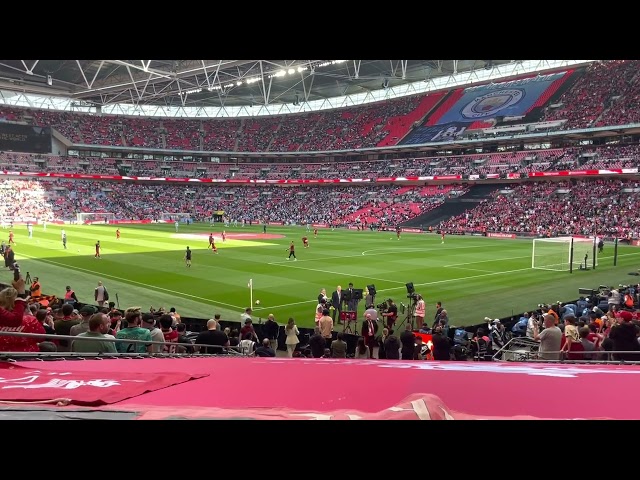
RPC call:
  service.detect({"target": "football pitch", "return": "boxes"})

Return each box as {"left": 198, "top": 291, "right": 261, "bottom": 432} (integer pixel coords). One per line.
{"left": 9, "top": 223, "right": 640, "bottom": 328}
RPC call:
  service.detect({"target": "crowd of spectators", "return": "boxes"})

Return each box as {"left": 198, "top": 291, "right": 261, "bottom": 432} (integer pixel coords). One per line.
{"left": 0, "top": 92, "right": 428, "bottom": 152}
{"left": 2, "top": 61, "right": 640, "bottom": 156}
{"left": 439, "top": 178, "right": 640, "bottom": 238}
{"left": 510, "top": 292, "right": 640, "bottom": 362}
{"left": 3, "top": 143, "right": 640, "bottom": 181}
{"left": 0, "top": 179, "right": 453, "bottom": 226}
{"left": 539, "top": 60, "right": 640, "bottom": 130}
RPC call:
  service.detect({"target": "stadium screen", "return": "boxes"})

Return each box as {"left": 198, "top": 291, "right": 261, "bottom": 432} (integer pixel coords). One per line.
{"left": 0, "top": 123, "right": 52, "bottom": 154}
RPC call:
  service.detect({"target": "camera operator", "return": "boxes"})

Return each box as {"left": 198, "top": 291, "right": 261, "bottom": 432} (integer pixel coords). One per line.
{"left": 382, "top": 298, "right": 398, "bottom": 331}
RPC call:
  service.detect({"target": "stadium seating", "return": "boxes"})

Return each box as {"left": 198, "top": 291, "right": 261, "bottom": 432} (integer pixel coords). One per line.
{"left": 438, "top": 178, "right": 640, "bottom": 238}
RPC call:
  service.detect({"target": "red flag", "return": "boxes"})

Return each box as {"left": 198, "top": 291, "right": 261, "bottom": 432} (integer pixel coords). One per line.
{"left": 0, "top": 364, "right": 207, "bottom": 406}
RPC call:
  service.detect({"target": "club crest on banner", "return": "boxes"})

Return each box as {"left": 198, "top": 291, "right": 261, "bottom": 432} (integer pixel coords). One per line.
{"left": 460, "top": 89, "right": 524, "bottom": 119}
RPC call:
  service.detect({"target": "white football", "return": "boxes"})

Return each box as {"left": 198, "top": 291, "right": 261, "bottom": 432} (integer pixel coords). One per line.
{"left": 255, "top": 300, "right": 260, "bottom": 305}
{"left": 77, "top": 249, "right": 80, "bottom": 252}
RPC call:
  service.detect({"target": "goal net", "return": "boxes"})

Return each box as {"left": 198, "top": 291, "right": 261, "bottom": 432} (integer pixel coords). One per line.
{"left": 77, "top": 212, "right": 116, "bottom": 224}
{"left": 532, "top": 237, "right": 597, "bottom": 271}
{"left": 159, "top": 213, "right": 192, "bottom": 223}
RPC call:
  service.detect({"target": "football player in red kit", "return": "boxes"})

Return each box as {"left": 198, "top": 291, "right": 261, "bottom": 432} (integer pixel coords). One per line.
{"left": 313, "top": 228, "right": 318, "bottom": 238}
{"left": 302, "top": 236, "right": 309, "bottom": 248}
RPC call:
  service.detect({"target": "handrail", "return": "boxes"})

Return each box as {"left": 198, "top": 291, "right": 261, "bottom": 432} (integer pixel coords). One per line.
{"left": 491, "top": 335, "right": 640, "bottom": 363}
{"left": 0, "top": 330, "right": 245, "bottom": 355}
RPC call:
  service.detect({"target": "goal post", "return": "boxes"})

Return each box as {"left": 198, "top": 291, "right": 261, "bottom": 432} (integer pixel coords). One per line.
{"left": 159, "top": 213, "right": 192, "bottom": 223}
{"left": 77, "top": 212, "right": 116, "bottom": 224}
{"left": 532, "top": 237, "right": 597, "bottom": 272}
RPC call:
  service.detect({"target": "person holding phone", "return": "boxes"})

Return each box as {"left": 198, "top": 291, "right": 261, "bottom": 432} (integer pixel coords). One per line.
{"left": 0, "top": 276, "right": 30, "bottom": 327}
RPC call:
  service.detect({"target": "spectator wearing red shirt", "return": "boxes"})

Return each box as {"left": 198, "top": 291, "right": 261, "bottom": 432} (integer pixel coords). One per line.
{"left": 0, "top": 285, "right": 44, "bottom": 352}
{"left": 0, "top": 278, "right": 29, "bottom": 327}
{"left": 240, "top": 317, "right": 257, "bottom": 342}
{"left": 159, "top": 314, "right": 179, "bottom": 353}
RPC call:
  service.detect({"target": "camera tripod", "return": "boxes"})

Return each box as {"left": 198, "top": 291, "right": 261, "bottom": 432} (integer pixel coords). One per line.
{"left": 396, "top": 299, "right": 416, "bottom": 330}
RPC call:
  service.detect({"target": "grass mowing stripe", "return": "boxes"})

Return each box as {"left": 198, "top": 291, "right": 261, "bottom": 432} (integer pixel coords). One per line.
{"left": 15, "top": 224, "right": 640, "bottom": 328}
{"left": 377, "top": 267, "right": 533, "bottom": 294}
{"left": 443, "top": 255, "right": 529, "bottom": 267}
{"left": 19, "top": 253, "right": 245, "bottom": 311}
{"left": 268, "top": 262, "right": 407, "bottom": 285}
{"left": 256, "top": 266, "right": 533, "bottom": 311}
{"left": 445, "top": 266, "right": 494, "bottom": 273}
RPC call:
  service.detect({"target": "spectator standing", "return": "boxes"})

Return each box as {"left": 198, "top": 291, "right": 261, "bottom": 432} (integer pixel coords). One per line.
{"left": 263, "top": 314, "right": 280, "bottom": 351}
{"left": 94, "top": 281, "right": 108, "bottom": 308}
{"left": 533, "top": 314, "right": 562, "bottom": 361}
{"left": 331, "top": 332, "right": 348, "bottom": 358}
{"left": 195, "top": 319, "right": 229, "bottom": 354}
{"left": 284, "top": 317, "right": 299, "bottom": 357}
{"left": 400, "top": 323, "right": 416, "bottom": 360}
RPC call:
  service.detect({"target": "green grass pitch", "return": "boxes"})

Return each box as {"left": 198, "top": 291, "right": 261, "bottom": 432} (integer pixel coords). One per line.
{"left": 9, "top": 223, "right": 640, "bottom": 328}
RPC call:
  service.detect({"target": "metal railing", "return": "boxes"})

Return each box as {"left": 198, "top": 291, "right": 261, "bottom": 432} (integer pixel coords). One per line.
{"left": 0, "top": 330, "right": 248, "bottom": 359}
{"left": 492, "top": 336, "right": 640, "bottom": 364}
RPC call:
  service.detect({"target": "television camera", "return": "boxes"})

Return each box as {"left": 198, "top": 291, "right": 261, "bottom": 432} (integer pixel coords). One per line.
{"left": 9, "top": 262, "right": 29, "bottom": 283}
{"left": 406, "top": 282, "right": 418, "bottom": 302}
{"left": 11, "top": 262, "right": 20, "bottom": 281}
{"left": 376, "top": 300, "right": 389, "bottom": 313}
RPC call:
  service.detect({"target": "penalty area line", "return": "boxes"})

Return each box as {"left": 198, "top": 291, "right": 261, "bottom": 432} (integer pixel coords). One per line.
{"left": 272, "top": 262, "right": 406, "bottom": 285}
{"left": 19, "top": 253, "right": 244, "bottom": 311}
{"left": 376, "top": 267, "right": 533, "bottom": 295}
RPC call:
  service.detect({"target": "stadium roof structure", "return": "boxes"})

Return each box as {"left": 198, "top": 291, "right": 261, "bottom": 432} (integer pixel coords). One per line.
{"left": 0, "top": 60, "right": 525, "bottom": 108}
{"left": 0, "top": 60, "right": 590, "bottom": 117}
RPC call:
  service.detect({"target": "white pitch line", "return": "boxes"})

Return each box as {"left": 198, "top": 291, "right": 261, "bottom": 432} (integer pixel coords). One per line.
{"left": 19, "top": 253, "right": 244, "bottom": 311}
{"left": 445, "top": 266, "right": 493, "bottom": 273}
{"left": 272, "top": 262, "right": 406, "bottom": 285}
{"left": 257, "top": 266, "right": 533, "bottom": 311}
{"left": 360, "top": 244, "right": 501, "bottom": 257}
{"left": 443, "top": 255, "right": 529, "bottom": 267}
{"left": 268, "top": 243, "right": 513, "bottom": 266}
{"left": 376, "top": 267, "right": 534, "bottom": 294}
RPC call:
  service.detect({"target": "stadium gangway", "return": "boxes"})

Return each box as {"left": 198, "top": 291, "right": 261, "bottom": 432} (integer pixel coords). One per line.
{"left": 492, "top": 336, "right": 640, "bottom": 364}
{"left": 0, "top": 330, "right": 248, "bottom": 358}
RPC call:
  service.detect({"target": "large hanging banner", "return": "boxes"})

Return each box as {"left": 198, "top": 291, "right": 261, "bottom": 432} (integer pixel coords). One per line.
{"left": 436, "top": 71, "right": 567, "bottom": 125}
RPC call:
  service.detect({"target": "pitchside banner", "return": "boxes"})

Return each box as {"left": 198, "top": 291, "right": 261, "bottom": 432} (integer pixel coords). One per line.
{"left": 435, "top": 72, "right": 567, "bottom": 125}
{"left": 0, "top": 123, "right": 52, "bottom": 154}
